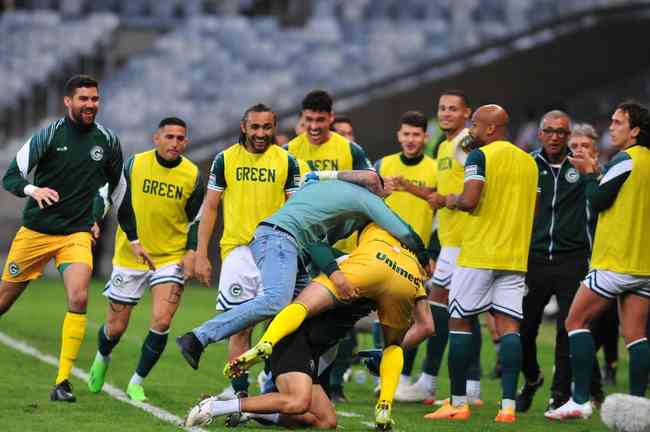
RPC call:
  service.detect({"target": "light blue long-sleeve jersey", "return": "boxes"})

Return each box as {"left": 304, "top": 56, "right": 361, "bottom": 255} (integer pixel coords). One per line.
{"left": 265, "top": 180, "right": 427, "bottom": 264}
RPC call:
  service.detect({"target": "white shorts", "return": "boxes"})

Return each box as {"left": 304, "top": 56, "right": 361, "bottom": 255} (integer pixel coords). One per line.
{"left": 430, "top": 246, "right": 460, "bottom": 289}
{"left": 584, "top": 269, "right": 650, "bottom": 299}
{"left": 103, "top": 262, "right": 184, "bottom": 305}
{"left": 217, "top": 245, "right": 263, "bottom": 311}
{"left": 448, "top": 266, "right": 527, "bottom": 320}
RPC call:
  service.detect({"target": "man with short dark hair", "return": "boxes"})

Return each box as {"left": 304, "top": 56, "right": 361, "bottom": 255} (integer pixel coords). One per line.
{"left": 87, "top": 117, "right": 204, "bottom": 402}
{"left": 375, "top": 110, "right": 438, "bottom": 402}
{"left": 0, "top": 74, "right": 123, "bottom": 402}
{"left": 331, "top": 116, "right": 355, "bottom": 142}
{"left": 410, "top": 90, "right": 484, "bottom": 406}
{"left": 516, "top": 110, "right": 595, "bottom": 414}
{"left": 546, "top": 101, "right": 650, "bottom": 420}
{"left": 285, "top": 90, "right": 372, "bottom": 253}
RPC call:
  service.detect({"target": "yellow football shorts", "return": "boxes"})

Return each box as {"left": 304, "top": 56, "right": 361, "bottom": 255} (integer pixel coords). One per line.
{"left": 313, "top": 239, "right": 427, "bottom": 330}
{"left": 2, "top": 226, "right": 93, "bottom": 282}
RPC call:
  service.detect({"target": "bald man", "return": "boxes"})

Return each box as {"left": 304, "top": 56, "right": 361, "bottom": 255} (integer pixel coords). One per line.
{"left": 425, "top": 105, "right": 538, "bottom": 423}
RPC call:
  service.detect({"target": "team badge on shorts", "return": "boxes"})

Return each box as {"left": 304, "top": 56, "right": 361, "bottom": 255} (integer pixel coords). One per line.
{"left": 565, "top": 167, "right": 579, "bottom": 183}
{"left": 229, "top": 283, "right": 243, "bottom": 297}
{"left": 8, "top": 262, "right": 20, "bottom": 276}
{"left": 90, "top": 145, "right": 104, "bottom": 161}
{"left": 308, "top": 359, "right": 315, "bottom": 373}
{"left": 111, "top": 273, "right": 124, "bottom": 288}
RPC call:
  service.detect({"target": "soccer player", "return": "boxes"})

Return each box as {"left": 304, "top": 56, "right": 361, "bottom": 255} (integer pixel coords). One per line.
{"left": 375, "top": 110, "right": 437, "bottom": 401}
{"left": 194, "top": 103, "right": 300, "bottom": 401}
{"left": 425, "top": 105, "right": 538, "bottom": 423}
{"left": 0, "top": 75, "right": 123, "bottom": 402}
{"left": 177, "top": 174, "right": 429, "bottom": 373}
{"left": 186, "top": 299, "right": 375, "bottom": 429}
{"left": 225, "top": 223, "right": 434, "bottom": 430}
{"left": 568, "top": 123, "right": 610, "bottom": 405}
{"left": 410, "top": 90, "right": 484, "bottom": 406}
{"left": 331, "top": 115, "right": 355, "bottom": 142}
{"left": 285, "top": 90, "right": 373, "bottom": 253}
{"left": 515, "top": 111, "right": 596, "bottom": 413}
{"left": 545, "top": 101, "right": 650, "bottom": 420}
{"left": 87, "top": 117, "right": 203, "bottom": 401}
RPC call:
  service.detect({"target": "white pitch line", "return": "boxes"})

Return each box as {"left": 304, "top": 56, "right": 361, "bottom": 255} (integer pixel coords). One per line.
{"left": 0, "top": 331, "right": 206, "bottom": 432}
{"left": 337, "top": 410, "right": 363, "bottom": 418}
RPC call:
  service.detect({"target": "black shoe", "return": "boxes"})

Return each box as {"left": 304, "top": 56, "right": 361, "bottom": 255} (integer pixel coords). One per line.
{"left": 50, "top": 380, "right": 76, "bottom": 402}
{"left": 591, "top": 390, "right": 605, "bottom": 410}
{"left": 330, "top": 385, "right": 348, "bottom": 404}
{"left": 176, "top": 332, "right": 204, "bottom": 370}
{"left": 547, "top": 392, "right": 570, "bottom": 411}
{"left": 515, "top": 373, "right": 544, "bottom": 412}
{"left": 225, "top": 391, "right": 249, "bottom": 427}
{"left": 601, "top": 364, "right": 617, "bottom": 386}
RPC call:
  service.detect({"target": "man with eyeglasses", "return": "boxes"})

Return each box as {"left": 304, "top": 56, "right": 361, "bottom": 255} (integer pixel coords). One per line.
{"left": 516, "top": 110, "right": 596, "bottom": 414}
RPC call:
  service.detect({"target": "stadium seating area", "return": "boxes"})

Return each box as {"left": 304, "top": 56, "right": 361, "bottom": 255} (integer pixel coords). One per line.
{"left": 0, "top": 10, "right": 118, "bottom": 111}
{"left": 0, "top": 0, "right": 642, "bottom": 151}
{"left": 97, "top": 0, "right": 635, "bottom": 152}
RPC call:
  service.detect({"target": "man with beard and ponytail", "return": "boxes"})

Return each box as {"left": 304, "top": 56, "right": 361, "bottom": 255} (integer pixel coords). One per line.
{"left": 0, "top": 75, "right": 124, "bottom": 402}
{"left": 190, "top": 104, "right": 300, "bottom": 404}
{"left": 426, "top": 105, "right": 537, "bottom": 423}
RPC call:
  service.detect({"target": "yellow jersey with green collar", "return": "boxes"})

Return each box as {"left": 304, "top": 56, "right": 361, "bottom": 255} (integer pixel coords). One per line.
{"left": 286, "top": 131, "right": 372, "bottom": 172}
{"left": 458, "top": 141, "right": 538, "bottom": 271}
{"left": 436, "top": 130, "right": 471, "bottom": 247}
{"left": 209, "top": 143, "right": 300, "bottom": 260}
{"left": 286, "top": 131, "right": 372, "bottom": 252}
{"left": 114, "top": 150, "right": 203, "bottom": 270}
{"left": 591, "top": 145, "right": 650, "bottom": 275}
{"left": 375, "top": 153, "right": 437, "bottom": 247}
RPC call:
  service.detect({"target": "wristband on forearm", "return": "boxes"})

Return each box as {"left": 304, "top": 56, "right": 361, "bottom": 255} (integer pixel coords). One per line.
{"left": 24, "top": 184, "right": 37, "bottom": 196}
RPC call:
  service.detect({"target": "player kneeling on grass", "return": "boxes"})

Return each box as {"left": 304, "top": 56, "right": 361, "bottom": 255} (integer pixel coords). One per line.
{"left": 223, "top": 223, "right": 434, "bottom": 430}
{"left": 87, "top": 117, "right": 204, "bottom": 401}
{"left": 185, "top": 299, "right": 375, "bottom": 429}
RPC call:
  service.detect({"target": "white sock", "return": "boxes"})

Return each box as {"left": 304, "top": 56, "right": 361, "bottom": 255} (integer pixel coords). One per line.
{"left": 209, "top": 398, "right": 240, "bottom": 416}
{"left": 451, "top": 395, "right": 467, "bottom": 407}
{"left": 501, "top": 399, "right": 515, "bottom": 410}
{"left": 415, "top": 373, "right": 435, "bottom": 394}
{"left": 466, "top": 380, "right": 481, "bottom": 400}
{"left": 399, "top": 374, "right": 410, "bottom": 386}
{"left": 431, "top": 376, "right": 438, "bottom": 395}
{"left": 96, "top": 351, "right": 110, "bottom": 363}
{"left": 129, "top": 373, "right": 144, "bottom": 386}
{"left": 250, "top": 413, "right": 280, "bottom": 424}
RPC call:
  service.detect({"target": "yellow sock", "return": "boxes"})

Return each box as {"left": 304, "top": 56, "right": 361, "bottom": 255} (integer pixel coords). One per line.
{"left": 378, "top": 345, "right": 404, "bottom": 404}
{"left": 55, "top": 312, "right": 87, "bottom": 384}
{"left": 261, "top": 303, "right": 308, "bottom": 346}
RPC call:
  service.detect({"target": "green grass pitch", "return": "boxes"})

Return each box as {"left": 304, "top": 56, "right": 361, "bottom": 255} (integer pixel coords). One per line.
{"left": 0, "top": 279, "right": 625, "bottom": 431}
